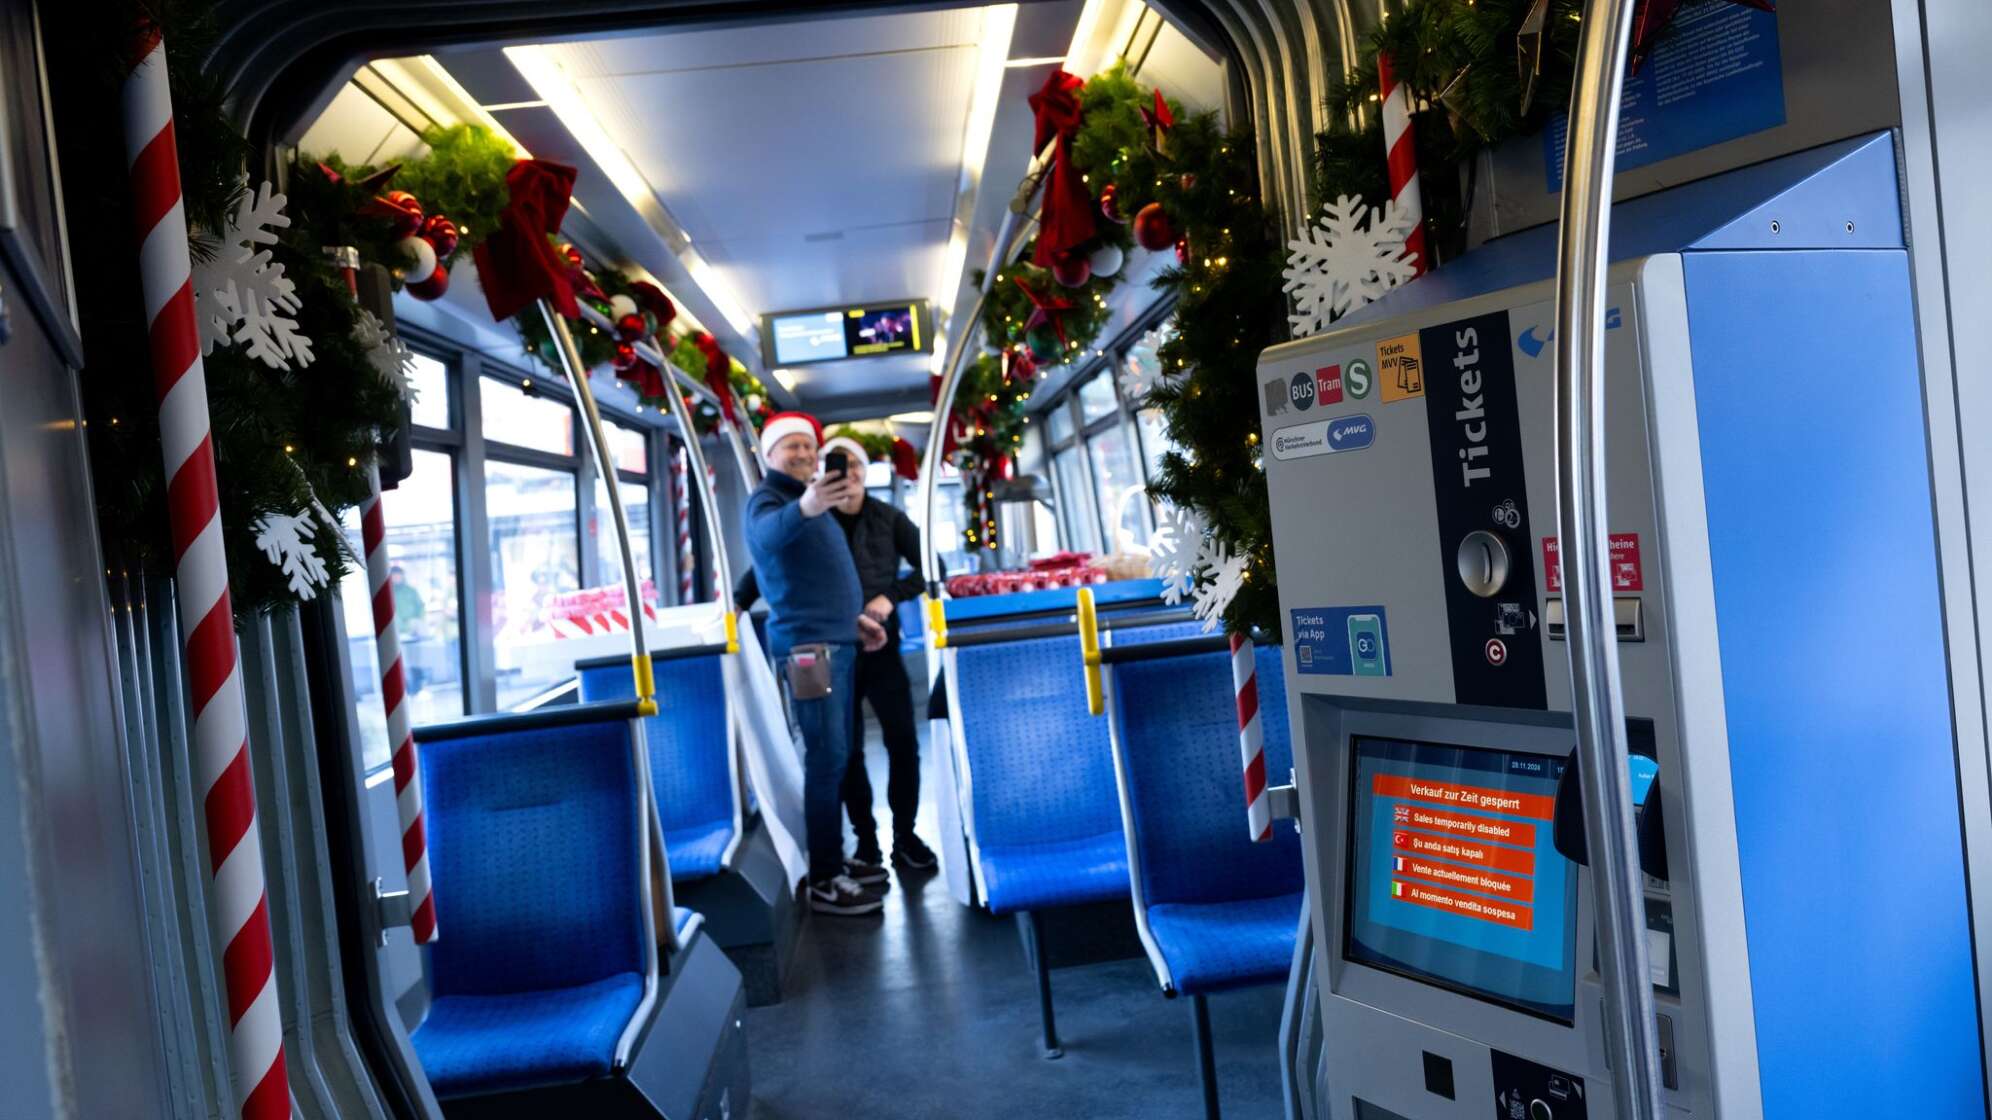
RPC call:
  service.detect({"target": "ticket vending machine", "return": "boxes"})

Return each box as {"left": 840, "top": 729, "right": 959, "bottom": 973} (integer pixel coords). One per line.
{"left": 1258, "top": 130, "right": 1984, "bottom": 1118}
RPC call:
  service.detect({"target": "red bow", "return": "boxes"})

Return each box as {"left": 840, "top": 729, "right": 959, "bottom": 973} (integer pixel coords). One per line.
{"left": 630, "top": 281, "right": 677, "bottom": 329}
{"left": 1012, "top": 275, "right": 1074, "bottom": 347}
{"left": 1138, "top": 89, "right": 1175, "bottom": 139}
{"left": 692, "top": 331, "right": 737, "bottom": 423}
{"left": 619, "top": 359, "right": 666, "bottom": 401}
{"left": 1027, "top": 70, "right": 1098, "bottom": 270}
{"left": 891, "top": 437, "right": 920, "bottom": 481}
{"left": 474, "top": 160, "right": 581, "bottom": 322}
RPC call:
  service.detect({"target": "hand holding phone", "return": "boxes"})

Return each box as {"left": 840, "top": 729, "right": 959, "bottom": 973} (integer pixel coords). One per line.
{"left": 824, "top": 448, "right": 850, "bottom": 481}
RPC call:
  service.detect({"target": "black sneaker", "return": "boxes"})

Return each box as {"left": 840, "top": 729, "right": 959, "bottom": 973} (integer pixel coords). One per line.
{"left": 893, "top": 833, "right": 938, "bottom": 872}
{"left": 809, "top": 875, "right": 885, "bottom": 916}
{"left": 844, "top": 856, "right": 890, "bottom": 889}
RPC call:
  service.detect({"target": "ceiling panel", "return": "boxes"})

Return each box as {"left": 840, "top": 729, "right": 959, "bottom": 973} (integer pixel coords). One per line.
{"left": 552, "top": 8, "right": 986, "bottom": 77}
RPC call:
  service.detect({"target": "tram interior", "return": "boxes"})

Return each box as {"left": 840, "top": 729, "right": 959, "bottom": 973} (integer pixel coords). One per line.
{"left": 8, "top": 0, "right": 1992, "bottom": 1118}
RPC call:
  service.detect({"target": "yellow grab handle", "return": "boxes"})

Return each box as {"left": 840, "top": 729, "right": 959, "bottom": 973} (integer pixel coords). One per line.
{"left": 723, "top": 610, "right": 740, "bottom": 654}
{"left": 1077, "top": 586, "right": 1103, "bottom": 716}
{"left": 632, "top": 652, "right": 658, "bottom": 716}
{"left": 926, "top": 594, "right": 948, "bottom": 650}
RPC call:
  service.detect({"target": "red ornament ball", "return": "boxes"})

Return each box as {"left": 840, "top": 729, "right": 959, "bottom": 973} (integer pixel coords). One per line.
{"left": 405, "top": 261, "right": 449, "bottom": 301}
{"left": 1178, "top": 172, "right": 1197, "bottom": 192}
{"left": 418, "top": 213, "right": 459, "bottom": 259}
{"left": 612, "top": 342, "right": 639, "bottom": 372}
{"left": 615, "top": 312, "right": 647, "bottom": 343}
{"left": 560, "top": 243, "right": 585, "bottom": 271}
{"left": 1099, "top": 183, "right": 1125, "bottom": 224}
{"left": 1133, "top": 202, "right": 1178, "bottom": 251}
{"left": 1175, "top": 235, "right": 1191, "bottom": 265}
{"left": 377, "top": 190, "right": 424, "bottom": 238}
{"left": 1051, "top": 253, "right": 1092, "bottom": 288}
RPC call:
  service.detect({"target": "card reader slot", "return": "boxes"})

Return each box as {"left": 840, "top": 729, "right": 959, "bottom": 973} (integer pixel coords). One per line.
{"left": 1543, "top": 597, "right": 1642, "bottom": 642}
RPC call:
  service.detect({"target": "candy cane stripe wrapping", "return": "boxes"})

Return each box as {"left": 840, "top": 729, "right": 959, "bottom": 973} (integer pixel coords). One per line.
{"left": 674, "top": 445, "right": 695, "bottom": 602}
{"left": 1231, "top": 634, "right": 1272, "bottom": 842}
{"left": 363, "top": 465, "right": 437, "bottom": 943}
{"left": 1377, "top": 53, "right": 1429, "bottom": 278}
{"left": 122, "top": 30, "right": 290, "bottom": 1119}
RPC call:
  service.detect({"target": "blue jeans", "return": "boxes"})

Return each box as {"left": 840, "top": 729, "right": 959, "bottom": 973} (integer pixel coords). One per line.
{"left": 787, "top": 642, "right": 857, "bottom": 883}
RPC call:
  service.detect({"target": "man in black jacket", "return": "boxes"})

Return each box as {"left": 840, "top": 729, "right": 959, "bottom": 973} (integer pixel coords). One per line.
{"left": 818, "top": 437, "right": 937, "bottom": 877}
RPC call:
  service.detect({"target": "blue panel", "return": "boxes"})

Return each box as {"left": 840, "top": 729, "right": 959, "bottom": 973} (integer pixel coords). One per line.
{"left": 1685, "top": 250, "right": 1984, "bottom": 1115}
{"left": 1113, "top": 645, "right": 1304, "bottom": 908}
{"left": 1146, "top": 893, "right": 1306, "bottom": 995}
{"left": 415, "top": 974, "right": 643, "bottom": 1096}
{"left": 1334, "top": 133, "right": 1900, "bottom": 333}
{"left": 978, "top": 832, "right": 1131, "bottom": 914}
{"left": 420, "top": 719, "right": 647, "bottom": 998}
{"left": 943, "top": 578, "right": 1164, "bottom": 624}
{"left": 579, "top": 655, "right": 735, "bottom": 881}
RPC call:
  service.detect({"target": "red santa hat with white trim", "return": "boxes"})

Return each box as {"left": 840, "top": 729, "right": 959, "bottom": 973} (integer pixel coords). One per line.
{"left": 758, "top": 411, "right": 824, "bottom": 467}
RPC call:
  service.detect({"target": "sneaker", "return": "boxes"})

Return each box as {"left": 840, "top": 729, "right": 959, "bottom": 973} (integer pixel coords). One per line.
{"left": 809, "top": 875, "right": 885, "bottom": 916}
{"left": 893, "top": 833, "right": 938, "bottom": 872}
{"left": 844, "top": 856, "right": 890, "bottom": 889}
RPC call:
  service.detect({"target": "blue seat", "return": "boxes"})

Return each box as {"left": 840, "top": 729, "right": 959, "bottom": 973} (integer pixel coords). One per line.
{"left": 411, "top": 704, "right": 656, "bottom": 1099}
{"left": 578, "top": 652, "right": 739, "bottom": 881}
{"left": 1107, "top": 641, "right": 1305, "bottom": 1118}
{"left": 1112, "top": 642, "right": 1304, "bottom": 995}
{"left": 955, "top": 620, "right": 1200, "bottom": 915}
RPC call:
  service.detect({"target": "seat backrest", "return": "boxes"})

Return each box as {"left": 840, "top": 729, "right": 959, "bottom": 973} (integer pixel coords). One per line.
{"left": 1112, "top": 643, "right": 1305, "bottom": 908}
{"left": 421, "top": 717, "right": 648, "bottom": 997}
{"left": 956, "top": 620, "right": 1199, "bottom": 848}
{"left": 578, "top": 655, "right": 733, "bottom": 832}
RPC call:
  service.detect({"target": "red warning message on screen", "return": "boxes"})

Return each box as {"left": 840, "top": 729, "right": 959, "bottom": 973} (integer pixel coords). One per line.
{"left": 1393, "top": 855, "right": 1535, "bottom": 903}
{"left": 1373, "top": 774, "right": 1554, "bottom": 821}
{"left": 1392, "top": 880, "right": 1533, "bottom": 930}
{"left": 1542, "top": 533, "right": 1643, "bottom": 593}
{"left": 1394, "top": 831, "right": 1538, "bottom": 875}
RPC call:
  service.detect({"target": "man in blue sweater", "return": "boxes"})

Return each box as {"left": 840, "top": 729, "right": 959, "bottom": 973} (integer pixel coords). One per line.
{"left": 745, "top": 411, "right": 889, "bottom": 916}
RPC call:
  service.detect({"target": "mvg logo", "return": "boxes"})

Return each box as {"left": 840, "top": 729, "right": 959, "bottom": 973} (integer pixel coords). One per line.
{"left": 1516, "top": 307, "right": 1622, "bottom": 358}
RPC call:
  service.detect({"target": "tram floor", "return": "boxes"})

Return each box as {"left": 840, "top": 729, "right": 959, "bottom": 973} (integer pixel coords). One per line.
{"left": 743, "top": 718, "right": 1290, "bottom": 1119}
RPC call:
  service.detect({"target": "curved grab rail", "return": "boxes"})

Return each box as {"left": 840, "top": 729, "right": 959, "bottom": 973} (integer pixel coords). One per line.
{"left": 1076, "top": 586, "right": 1103, "bottom": 716}
{"left": 541, "top": 302, "right": 657, "bottom": 714}
{"left": 654, "top": 333, "right": 741, "bottom": 653}
{"left": 1551, "top": 0, "right": 1663, "bottom": 1114}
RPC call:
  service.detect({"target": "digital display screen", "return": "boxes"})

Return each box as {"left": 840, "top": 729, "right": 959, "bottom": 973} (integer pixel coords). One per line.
{"left": 1344, "top": 736, "right": 1578, "bottom": 1022}
{"left": 766, "top": 302, "right": 925, "bottom": 366}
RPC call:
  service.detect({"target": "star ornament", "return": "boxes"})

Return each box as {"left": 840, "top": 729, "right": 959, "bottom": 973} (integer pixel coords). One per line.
{"left": 1630, "top": 0, "right": 1775, "bottom": 73}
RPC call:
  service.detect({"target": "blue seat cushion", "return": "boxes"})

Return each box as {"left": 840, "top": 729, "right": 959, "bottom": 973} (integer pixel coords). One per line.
{"left": 1146, "top": 891, "right": 1305, "bottom": 996}
{"left": 664, "top": 819, "right": 734, "bottom": 881}
{"left": 978, "top": 831, "right": 1129, "bottom": 915}
{"left": 414, "top": 972, "right": 644, "bottom": 1097}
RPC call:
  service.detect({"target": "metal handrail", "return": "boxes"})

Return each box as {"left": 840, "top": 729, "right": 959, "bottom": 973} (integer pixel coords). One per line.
{"left": 1551, "top": 0, "right": 1662, "bottom": 1115}
{"left": 656, "top": 334, "right": 740, "bottom": 640}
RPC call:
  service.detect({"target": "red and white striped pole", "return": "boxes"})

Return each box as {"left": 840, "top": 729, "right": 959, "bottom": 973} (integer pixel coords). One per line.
{"left": 1377, "top": 53, "right": 1429, "bottom": 277}
{"left": 706, "top": 461, "right": 721, "bottom": 601}
{"left": 362, "top": 465, "right": 437, "bottom": 943}
{"left": 123, "top": 28, "right": 290, "bottom": 1119}
{"left": 1230, "top": 634, "right": 1272, "bottom": 842}
{"left": 674, "top": 445, "right": 695, "bottom": 603}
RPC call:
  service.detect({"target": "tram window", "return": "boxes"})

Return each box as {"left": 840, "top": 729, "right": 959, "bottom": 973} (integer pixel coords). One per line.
{"left": 1077, "top": 371, "right": 1118, "bottom": 425}
{"left": 407, "top": 351, "right": 452, "bottom": 431}
{"left": 1087, "top": 420, "right": 1150, "bottom": 551}
{"left": 1047, "top": 401, "right": 1075, "bottom": 445}
{"left": 485, "top": 459, "right": 582, "bottom": 709}
{"left": 592, "top": 477, "right": 655, "bottom": 593}
{"left": 604, "top": 419, "right": 648, "bottom": 474}
{"left": 336, "top": 448, "right": 464, "bottom": 769}
{"left": 1136, "top": 406, "right": 1175, "bottom": 483}
{"left": 482, "top": 376, "right": 577, "bottom": 457}
{"left": 1053, "top": 446, "right": 1099, "bottom": 553}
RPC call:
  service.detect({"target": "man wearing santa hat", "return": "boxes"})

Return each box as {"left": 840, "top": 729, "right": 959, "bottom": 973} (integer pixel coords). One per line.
{"left": 745, "top": 412, "right": 890, "bottom": 917}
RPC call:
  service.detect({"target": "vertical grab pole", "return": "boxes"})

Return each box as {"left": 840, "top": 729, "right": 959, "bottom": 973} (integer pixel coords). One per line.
{"left": 539, "top": 301, "right": 658, "bottom": 713}
{"left": 1551, "top": 1, "right": 1663, "bottom": 1116}
{"left": 658, "top": 354, "right": 741, "bottom": 650}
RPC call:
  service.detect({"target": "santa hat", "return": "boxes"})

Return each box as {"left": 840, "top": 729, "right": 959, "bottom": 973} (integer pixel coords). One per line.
{"left": 820, "top": 436, "right": 870, "bottom": 473}
{"left": 759, "top": 411, "right": 824, "bottom": 466}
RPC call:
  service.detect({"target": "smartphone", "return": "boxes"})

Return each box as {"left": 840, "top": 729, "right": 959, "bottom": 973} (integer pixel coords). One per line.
{"left": 824, "top": 449, "right": 849, "bottom": 481}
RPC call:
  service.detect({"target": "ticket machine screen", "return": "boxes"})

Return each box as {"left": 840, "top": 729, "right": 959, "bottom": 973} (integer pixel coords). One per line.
{"left": 1345, "top": 737, "right": 1578, "bottom": 1021}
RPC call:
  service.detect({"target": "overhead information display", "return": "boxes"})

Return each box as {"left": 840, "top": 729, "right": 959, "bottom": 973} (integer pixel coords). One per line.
{"left": 765, "top": 301, "right": 927, "bottom": 366}
{"left": 1344, "top": 736, "right": 1578, "bottom": 1021}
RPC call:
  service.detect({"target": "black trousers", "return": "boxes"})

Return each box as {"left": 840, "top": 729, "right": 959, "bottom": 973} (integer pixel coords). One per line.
{"left": 842, "top": 643, "right": 921, "bottom": 851}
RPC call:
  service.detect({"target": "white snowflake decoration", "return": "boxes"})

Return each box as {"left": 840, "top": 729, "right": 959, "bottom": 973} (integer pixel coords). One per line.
{"left": 1190, "top": 536, "right": 1250, "bottom": 633}
{"left": 352, "top": 310, "right": 418, "bottom": 402}
{"left": 192, "top": 178, "right": 315, "bottom": 371}
{"left": 253, "top": 511, "right": 331, "bottom": 600}
{"left": 1148, "top": 503, "right": 1207, "bottom": 604}
{"left": 1282, "top": 194, "right": 1420, "bottom": 338}
{"left": 1116, "top": 323, "right": 1176, "bottom": 403}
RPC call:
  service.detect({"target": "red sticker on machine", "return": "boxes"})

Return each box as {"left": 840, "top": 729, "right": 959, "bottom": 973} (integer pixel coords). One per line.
{"left": 1541, "top": 534, "right": 1643, "bottom": 593}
